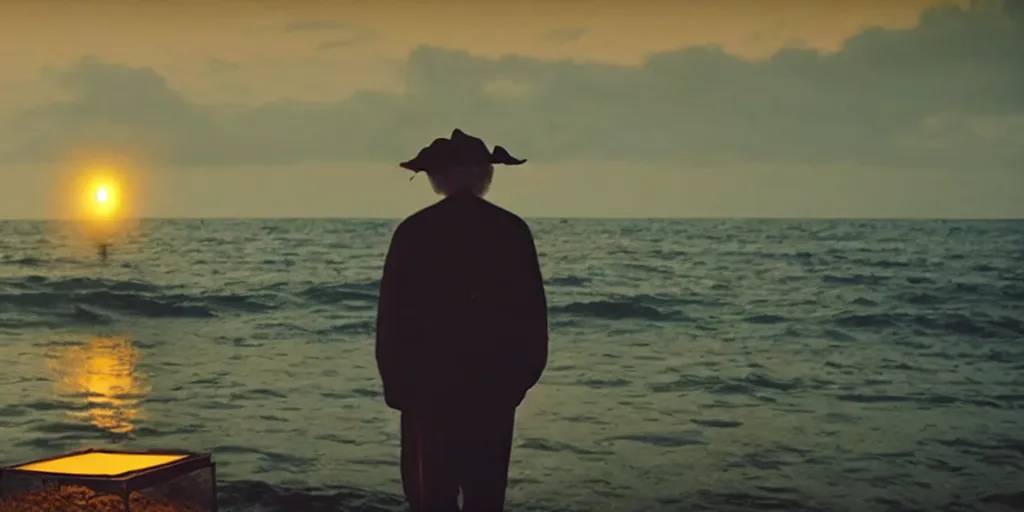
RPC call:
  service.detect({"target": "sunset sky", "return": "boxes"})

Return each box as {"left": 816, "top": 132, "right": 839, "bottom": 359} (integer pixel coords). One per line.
{"left": 0, "top": 0, "right": 1021, "bottom": 219}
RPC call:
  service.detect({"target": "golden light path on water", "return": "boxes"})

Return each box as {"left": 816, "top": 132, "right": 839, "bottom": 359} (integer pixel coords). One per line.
{"left": 46, "top": 336, "right": 151, "bottom": 434}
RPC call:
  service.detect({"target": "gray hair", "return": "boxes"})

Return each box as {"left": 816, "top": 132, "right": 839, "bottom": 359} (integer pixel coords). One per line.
{"left": 427, "top": 163, "right": 495, "bottom": 197}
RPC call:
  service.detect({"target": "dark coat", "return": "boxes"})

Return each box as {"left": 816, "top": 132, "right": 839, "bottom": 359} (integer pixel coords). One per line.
{"left": 375, "top": 194, "right": 549, "bottom": 413}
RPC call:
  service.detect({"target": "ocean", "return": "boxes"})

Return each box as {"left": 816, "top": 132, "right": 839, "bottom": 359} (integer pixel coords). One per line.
{"left": 0, "top": 218, "right": 1022, "bottom": 512}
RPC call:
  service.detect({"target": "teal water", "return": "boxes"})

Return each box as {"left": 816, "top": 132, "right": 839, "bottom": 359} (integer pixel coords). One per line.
{"left": 1, "top": 219, "right": 1022, "bottom": 511}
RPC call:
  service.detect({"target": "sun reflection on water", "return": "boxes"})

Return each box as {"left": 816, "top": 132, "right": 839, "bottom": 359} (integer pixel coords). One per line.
{"left": 47, "top": 336, "right": 150, "bottom": 434}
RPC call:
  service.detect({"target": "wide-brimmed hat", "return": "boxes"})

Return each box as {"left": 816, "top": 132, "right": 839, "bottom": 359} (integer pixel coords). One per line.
{"left": 399, "top": 129, "right": 526, "bottom": 175}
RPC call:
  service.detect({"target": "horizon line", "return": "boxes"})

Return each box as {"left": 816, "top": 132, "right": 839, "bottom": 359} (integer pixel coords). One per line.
{"left": 1, "top": 215, "right": 1022, "bottom": 222}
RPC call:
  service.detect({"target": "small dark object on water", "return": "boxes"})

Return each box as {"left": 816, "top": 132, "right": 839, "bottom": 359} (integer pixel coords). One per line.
{"left": 98, "top": 243, "right": 110, "bottom": 260}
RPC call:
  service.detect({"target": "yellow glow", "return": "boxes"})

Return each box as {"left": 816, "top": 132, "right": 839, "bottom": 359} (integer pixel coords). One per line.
{"left": 86, "top": 179, "right": 121, "bottom": 218}
{"left": 47, "top": 154, "right": 146, "bottom": 249}
{"left": 15, "top": 452, "right": 186, "bottom": 476}
{"left": 47, "top": 336, "right": 150, "bottom": 434}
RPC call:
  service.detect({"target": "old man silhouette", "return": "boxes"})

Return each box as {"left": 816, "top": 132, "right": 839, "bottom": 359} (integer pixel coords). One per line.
{"left": 375, "top": 129, "right": 549, "bottom": 512}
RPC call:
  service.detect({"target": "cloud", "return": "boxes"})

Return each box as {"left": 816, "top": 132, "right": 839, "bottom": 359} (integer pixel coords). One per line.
{"left": 2, "top": 2, "right": 1021, "bottom": 170}
{"left": 206, "top": 57, "right": 241, "bottom": 74}
{"left": 543, "top": 27, "right": 587, "bottom": 45}
{"left": 283, "top": 20, "right": 350, "bottom": 32}
{"left": 315, "top": 29, "right": 375, "bottom": 50}
{"left": 283, "top": 19, "right": 376, "bottom": 50}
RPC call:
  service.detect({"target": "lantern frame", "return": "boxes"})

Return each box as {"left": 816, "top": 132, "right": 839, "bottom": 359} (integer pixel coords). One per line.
{"left": 0, "top": 448, "right": 216, "bottom": 512}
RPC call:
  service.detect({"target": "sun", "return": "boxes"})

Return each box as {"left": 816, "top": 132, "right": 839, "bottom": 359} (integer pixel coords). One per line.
{"left": 87, "top": 180, "right": 121, "bottom": 218}
{"left": 47, "top": 156, "right": 145, "bottom": 249}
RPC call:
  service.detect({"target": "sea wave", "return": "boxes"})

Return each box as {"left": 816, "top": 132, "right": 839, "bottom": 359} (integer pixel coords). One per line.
{"left": 1, "top": 270, "right": 1021, "bottom": 341}
{"left": 211, "top": 480, "right": 1024, "bottom": 512}
{"left": 551, "top": 297, "right": 688, "bottom": 322}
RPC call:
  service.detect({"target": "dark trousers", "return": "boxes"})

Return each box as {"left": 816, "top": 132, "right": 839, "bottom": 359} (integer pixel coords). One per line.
{"left": 400, "top": 408, "right": 516, "bottom": 512}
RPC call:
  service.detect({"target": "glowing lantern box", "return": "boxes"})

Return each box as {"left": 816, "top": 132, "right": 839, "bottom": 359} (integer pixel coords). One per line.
{"left": 0, "top": 449, "right": 216, "bottom": 512}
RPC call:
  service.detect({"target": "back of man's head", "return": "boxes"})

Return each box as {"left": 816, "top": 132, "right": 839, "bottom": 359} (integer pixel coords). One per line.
{"left": 427, "top": 164, "right": 495, "bottom": 198}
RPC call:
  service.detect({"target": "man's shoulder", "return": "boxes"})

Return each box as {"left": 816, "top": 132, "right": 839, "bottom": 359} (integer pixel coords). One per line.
{"left": 394, "top": 199, "right": 445, "bottom": 228}
{"left": 479, "top": 199, "right": 531, "bottom": 232}
{"left": 395, "top": 207, "right": 428, "bottom": 232}
{"left": 399, "top": 198, "right": 531, "bottom": 235}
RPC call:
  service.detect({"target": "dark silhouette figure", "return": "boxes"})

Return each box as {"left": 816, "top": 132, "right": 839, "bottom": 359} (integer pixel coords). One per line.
{"left": 376, "top": 129, "right": 548, "bottom": 512}
{"left": 97, "top": 242, "right": 110, "bottom": 261}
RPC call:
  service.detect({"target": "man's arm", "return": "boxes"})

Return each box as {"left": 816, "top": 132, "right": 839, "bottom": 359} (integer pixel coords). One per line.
{"left": 513, "top": 222, "right": 549, "bottom": 395}
{"left": 375, "top": 223, "right": 413, "bottom": 411}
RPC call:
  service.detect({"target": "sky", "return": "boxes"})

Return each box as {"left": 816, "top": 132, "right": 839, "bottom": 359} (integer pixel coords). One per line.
{"left": 0, "top": 0, "right": 1021, "bottom": 219}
